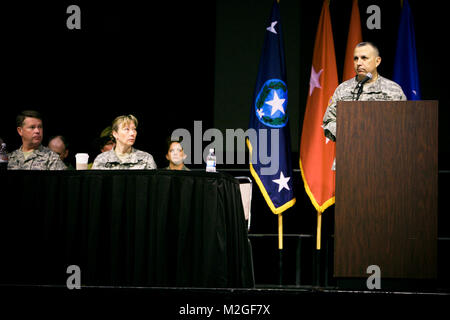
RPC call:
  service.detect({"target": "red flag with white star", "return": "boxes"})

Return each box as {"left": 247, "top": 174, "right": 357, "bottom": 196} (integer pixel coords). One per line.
{"left": 342, "top": 0, "right": 362, "bottom": 82}
{"left": 299, "top": 0, "right": 338, "bottom": 213}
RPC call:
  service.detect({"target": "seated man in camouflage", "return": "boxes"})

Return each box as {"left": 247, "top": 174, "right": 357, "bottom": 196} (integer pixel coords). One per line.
{"left": 92, "top": 114, "right": 157, "bottom": 170}
{"left": 323, "top": 42, "right": 407, "bottom": 169}
{"left": 48, "top": 135, "right": 75, "bottom": 170}
{"left": 8, "top": 110, "right": 67, "bottom": 170}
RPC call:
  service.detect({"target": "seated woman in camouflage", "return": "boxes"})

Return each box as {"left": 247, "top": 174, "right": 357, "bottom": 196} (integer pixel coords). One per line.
{"left": 92, "top": 115, "right": 157, "bottom": 170}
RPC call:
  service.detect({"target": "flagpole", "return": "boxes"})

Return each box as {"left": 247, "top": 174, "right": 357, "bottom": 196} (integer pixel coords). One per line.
{"left": 300, "top": 0, "right": 338, "bottom": 286}
{"left": 278, "top": 213, "right": 283, "bottom": 285}
{"left": 314, "top": 210, "right": 322, "bottom": 286}
{"left": 316, "top": 210, "right": 322, "bottom": 250}
{"left": 248, "top": 0, "right": 295, "bottom": 287}
{"left": 278, "top": 214, "right": 283, "bottom": 249}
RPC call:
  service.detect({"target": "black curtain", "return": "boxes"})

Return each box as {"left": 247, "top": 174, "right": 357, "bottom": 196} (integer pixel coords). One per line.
{"left": 0, "top": 170, "right": 254, "bottom": 288}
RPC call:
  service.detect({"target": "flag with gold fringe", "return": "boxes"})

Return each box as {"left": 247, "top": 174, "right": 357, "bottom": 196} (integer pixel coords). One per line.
{"left": 247, "top": 0, "right": 295, "bottom": 249}
{"left": 299, "top": 0, "right": 338, "bottom": 249}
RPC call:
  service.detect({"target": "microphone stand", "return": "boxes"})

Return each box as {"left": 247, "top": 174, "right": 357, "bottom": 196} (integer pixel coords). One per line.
{"left": 355, "top": 84, "right": 364, "bottom": 101}
{"left": 353, "top": 73, "right": 372, "bottom": 101}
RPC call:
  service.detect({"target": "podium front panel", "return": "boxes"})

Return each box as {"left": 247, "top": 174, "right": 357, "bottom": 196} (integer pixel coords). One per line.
{"left": 335, "top": 100, "right": 438, "bottom": 279}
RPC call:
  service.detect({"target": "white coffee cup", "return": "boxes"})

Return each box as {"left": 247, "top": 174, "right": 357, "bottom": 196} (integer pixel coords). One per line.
{"left": 75, "top": 153, "right": 89, "bottom": 170}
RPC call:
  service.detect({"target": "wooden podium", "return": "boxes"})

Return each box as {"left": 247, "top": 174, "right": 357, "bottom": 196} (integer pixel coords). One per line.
{"left": 334, "top": 100, "right": 438, "bottom": 279}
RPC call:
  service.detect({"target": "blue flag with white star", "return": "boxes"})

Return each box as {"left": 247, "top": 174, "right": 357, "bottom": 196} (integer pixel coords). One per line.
{"left": 247, "top": 0, "right": 295, "bottom": 214}
{"left": 393, "top": 0, "right": 421, "bottom": 100}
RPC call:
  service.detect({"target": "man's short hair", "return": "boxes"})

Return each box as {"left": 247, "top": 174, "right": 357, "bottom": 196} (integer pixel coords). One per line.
{"left": 356, "top": 41, "right": 380, "bottom": 57}
{"left": 16, "top": 110, "right": 42, "bottom": 128}
{"left": 48, "top": 135, "right": 69, "bottom": 150}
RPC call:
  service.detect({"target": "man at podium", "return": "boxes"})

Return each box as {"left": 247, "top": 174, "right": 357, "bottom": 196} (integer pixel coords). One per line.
{"left": 323, "top": 42, "right": 406, "bottom": 146}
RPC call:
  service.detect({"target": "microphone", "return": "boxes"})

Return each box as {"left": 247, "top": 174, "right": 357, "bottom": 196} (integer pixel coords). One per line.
{"left": 356, "top": 72, "right": 373, "bottom": 87}
{"left": 354, "top": 72, "right": 372, "bottom": 100}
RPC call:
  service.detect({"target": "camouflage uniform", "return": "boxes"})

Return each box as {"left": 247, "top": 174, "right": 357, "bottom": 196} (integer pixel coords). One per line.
{"left": 7, "top": 145, "right": 67, "bottom": 170}
{"left": 164, "top": 165, "right": 190, "bottom": 171}
{"left": 92, "top": 148, "right": 157, "bottom": 170}
{"left": 323, "top": 75, "right": 407, "bottom": 170}
{"left": 323, "top": 75, "right": 407, "bottom": 142}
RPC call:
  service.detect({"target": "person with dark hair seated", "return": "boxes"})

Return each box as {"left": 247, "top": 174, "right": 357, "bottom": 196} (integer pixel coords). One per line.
{"left": 98, "top": 126, "right": 115, "bottom": 153}
{"left": 86, "top": 126, "right": 116, "bottom": 169}
{"left": 48, "top": 135, "right": 74, "bottom": 170}
{"left": 165, "top": 139, "right": 189, "bottom": 171}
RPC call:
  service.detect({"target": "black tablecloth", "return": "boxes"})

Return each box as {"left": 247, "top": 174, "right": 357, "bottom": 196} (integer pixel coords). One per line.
{"left": 0, "top": 170, "right": 254, "bottom": 288}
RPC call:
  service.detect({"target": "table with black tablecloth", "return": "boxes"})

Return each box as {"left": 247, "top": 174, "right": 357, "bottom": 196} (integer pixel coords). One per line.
{"left": 0, "top": 170, "right": 254, "bottom": 288}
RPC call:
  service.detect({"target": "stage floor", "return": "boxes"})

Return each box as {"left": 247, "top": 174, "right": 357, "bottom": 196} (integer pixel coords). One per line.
{"left": 2, "top": 284, "right": 448, "bottom": 318}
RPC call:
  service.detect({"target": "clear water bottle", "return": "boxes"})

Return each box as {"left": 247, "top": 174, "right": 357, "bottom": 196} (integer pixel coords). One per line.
{"left": 206, "top": 148, "right": 216, "bottom": 172}
{"left": 0, "top": 143, "right": 8, "bottom": 171}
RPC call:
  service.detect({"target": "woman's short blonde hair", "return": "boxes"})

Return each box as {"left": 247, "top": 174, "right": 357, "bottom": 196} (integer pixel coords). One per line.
{"left": 111, "top": 114, "right": 138, "bottom": 133}
{"left": 110, "top": 115, "right": 138, "bottom": 143}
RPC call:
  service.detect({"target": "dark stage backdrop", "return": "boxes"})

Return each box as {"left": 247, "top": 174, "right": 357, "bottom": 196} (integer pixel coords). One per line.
{"left": 1, "top": 1, "right": 216, "bottom": 167}
{"left": 1, "top": 0, "right": 445, "bottom": 168}
{"left": 0, "top": 0, "right": 448, "bottom": 288}
{"left": 214, "top": 0, "right": 444, "bottom": 159}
